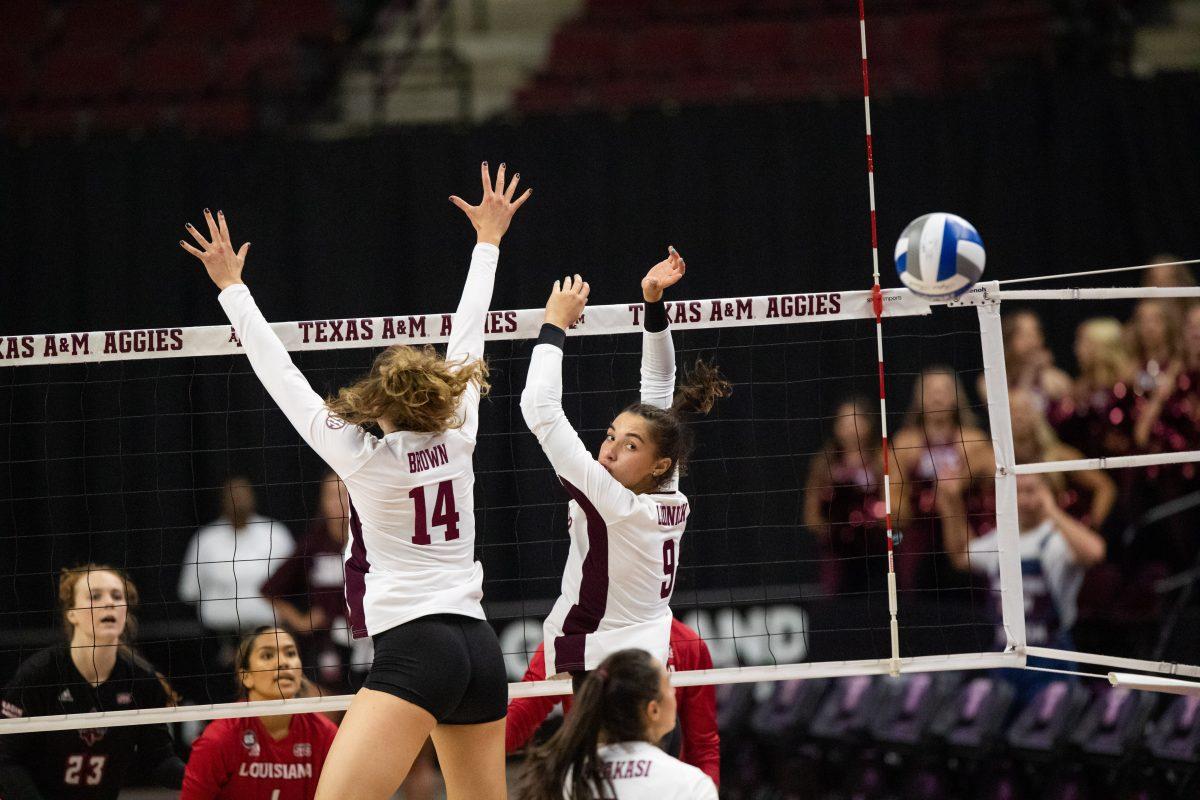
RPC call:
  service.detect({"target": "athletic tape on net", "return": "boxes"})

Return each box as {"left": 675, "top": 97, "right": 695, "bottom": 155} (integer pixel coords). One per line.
{"left": 0, "top": 289, "right": 931, "bottom": 367}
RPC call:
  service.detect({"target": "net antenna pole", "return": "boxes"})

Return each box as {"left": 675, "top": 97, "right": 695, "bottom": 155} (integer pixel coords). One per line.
{"left": 857, "top": 0, "right": 901, "bottom": 677}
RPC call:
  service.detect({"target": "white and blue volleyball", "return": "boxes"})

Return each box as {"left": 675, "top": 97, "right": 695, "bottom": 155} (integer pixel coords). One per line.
{"left": 893, "top": 213, "right": 985, "bottom": 299}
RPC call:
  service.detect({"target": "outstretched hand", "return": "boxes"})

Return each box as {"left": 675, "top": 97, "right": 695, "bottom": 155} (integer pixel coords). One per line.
{"left": 544, "top": 274, "right": 590, "bottom": 330}
{"left": 642, "top": 246, "right": 686, "bottom": 302}
{"left": 450, "top": 161, "right": 533, "bottom": 247}
{"left": 180, "top": 209, "right": 249, "bottom": 291}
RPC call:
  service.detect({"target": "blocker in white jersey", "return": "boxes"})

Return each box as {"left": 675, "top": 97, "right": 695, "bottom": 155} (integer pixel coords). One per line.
{"left": 217, "top": 245, "right": 492, "bottom": 638}
{"left": 521, "top": 257, "right": 730, "bottom": 675}
{"left": 182, "top": 163, "right": 530, "bottom": 800}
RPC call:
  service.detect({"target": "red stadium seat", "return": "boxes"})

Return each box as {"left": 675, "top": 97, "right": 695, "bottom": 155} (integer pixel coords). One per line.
{"left": 129, "top": 41, "right": 217, "bottom": 97}
{"left": 59, "top": 0, "right": 148, "bottom": 49}
{"left": 221, "top": 38, "right": 303, "bottom": 91}
{"left": 515, "top": 81, "right": 583, "bottom": 115}
{"left": 711, "top": 21, "right": 796, "bottom": 75}
{"left": 0, "top": 0, "right": 50, "bottom": 50}
{"left": 178, "top": 97, "right": 255, "bottom": 134}
{"left": 156, "top": 0, "right": 248, "bottom": 41}
{"left": 596, "top": 77, "right": 661, "bottom": 110}
{"left": 252, "top": 0, "right": 339, "bottom": 41}
{"left": 544, "top": 25, "right": 619, "bottom": 80}
{"left": 37, "top": 47, "right": 127, "bottom": 100}
{"left": 617, "top": 24, "right": 709, "bottom": 79}
{"left": 652, "top": 0, "right": 746, "bottom": 18}
{"left": 585, "top": 0, "right": 652, "bottom": 22}
{"left": 92, "top": 101, "right": 165, "bottom": 131}
{"left": 0, "top": 53, "right": 33, "bottom": 104}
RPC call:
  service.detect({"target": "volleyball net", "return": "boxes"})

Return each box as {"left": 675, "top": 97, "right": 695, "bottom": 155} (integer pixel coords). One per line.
{"left": 3, "top": 281, "right": 1199, "bottom": 734}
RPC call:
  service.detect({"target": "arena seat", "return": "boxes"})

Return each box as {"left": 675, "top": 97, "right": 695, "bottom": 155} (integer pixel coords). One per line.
{"left": 59, "top": 0, "right": 148, "bottom": 49}
{"left": 544, "top": 26, "right": 619, "bottom": 80}
{"left": 156, "top": 0, "right": 248, "bottom": 41}
{"left": 0, "top": 0, "right": 50, "bottom": 50}
{"left": 129, "top": 41, "right": 217, "bottom": 97}
{"left": 617, "top": 24, "right": 708, "bottom": 79}
{"left": 38, "top": 47, "right": 127, "bottom": 101}
{"left": 253, "top": 0, "right": 340, "bottom": 41}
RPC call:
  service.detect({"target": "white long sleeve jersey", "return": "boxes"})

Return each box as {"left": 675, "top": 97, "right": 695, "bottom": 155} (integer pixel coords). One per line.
{"left": 566, "top": 741, "right": 718, "bottom": 800}
{"left": 218, "top": 243, "right": 499, "bottom": 638}
{"left": 521, "top": 325, "right": 689, "bottom": 674}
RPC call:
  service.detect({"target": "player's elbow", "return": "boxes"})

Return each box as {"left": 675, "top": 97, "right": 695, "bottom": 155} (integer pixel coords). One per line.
{"left": 519, "top": 385, "right": 555, "bottom": 435}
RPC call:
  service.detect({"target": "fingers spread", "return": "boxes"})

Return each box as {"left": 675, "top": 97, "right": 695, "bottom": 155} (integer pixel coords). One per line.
{"left": 495, "top": 163, "right": 506, "bottom": 197}
{"left": 217, "top": 210, "right": 232, "bottom": 248}
{"left": 236, "top": 242, "right": 251, "bottom": 266}
{"left": 512, "top": 187, "right": 533, "bottom": 211}
{"left": 185, "top": 222, "right": 211, "bottom": 249}
{"left": 179, "top": 240, "right": 205, "bottom": 259}
{"left": 481, "top": 161, "right": 492, "bottom": 197}
{"left": 504, "top": 172, "right": 520, "bottom": 201}
{"left": 449, "top": 195, "right": 472, "bottom": 213}
{"left": 202, "top": 208, "right": 220, "bottom": 243}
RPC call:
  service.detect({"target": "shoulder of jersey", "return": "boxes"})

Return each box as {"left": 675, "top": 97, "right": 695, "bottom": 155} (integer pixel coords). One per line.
{"left": 12, "top": 644, "right": 66, "bottom": 681}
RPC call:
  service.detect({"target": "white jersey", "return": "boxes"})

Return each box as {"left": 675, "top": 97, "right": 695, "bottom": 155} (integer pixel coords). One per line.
{"left": 522, "top": 324, "right": 689, "bottom": 674}
{"left": 217, "top": 243, "right": 499, "bottom": 638}
{"left": 566, "top": 741, "right": 717, "bottom": 800}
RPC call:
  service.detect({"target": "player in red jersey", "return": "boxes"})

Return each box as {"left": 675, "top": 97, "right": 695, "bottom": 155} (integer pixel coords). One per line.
{"left": 505, "top": 617, "right": 720, "bottom": 786}
{"left": 182, "top": 627, "right": 338, "bottom": 800}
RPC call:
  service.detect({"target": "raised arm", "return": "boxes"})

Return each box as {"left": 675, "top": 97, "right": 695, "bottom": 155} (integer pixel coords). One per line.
{"left": 446, "top": 162, "right": 532, "bottom": 439}
{"left": 181, "top": 210, "right": 375, "bottom": 478}
{"left": 521, "top": 276, "right": 640, "bottom": 522}
{"left": 639, "top": 247, "right": 686, "bottom": 409}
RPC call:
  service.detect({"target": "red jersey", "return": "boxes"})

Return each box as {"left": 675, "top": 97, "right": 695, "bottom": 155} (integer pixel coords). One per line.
{"left": 181, "top": 713, "right": 338, "bottom": 800}
{"left": 505, "top": 617, "right": 720, "bottom": 786}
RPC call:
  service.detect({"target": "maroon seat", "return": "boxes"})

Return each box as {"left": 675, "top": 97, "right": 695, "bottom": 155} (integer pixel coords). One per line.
{"left": 791, "top": 15, "right": 860, "bottom": 70}
{"left": 129, "top": 41, "right": 216, "bottom": 97}
{"left": 0, "top": 0, "right": 50, "bottom": 50}
{"left": 652, "top": 0, "right": 745, "bottom": 18}
{"left": 252, "top": 0, "right": 338, "bottom": 41}
{"left": 544, "top": 25, "right": 619, "bottom": 80}
{"left": 156, "top": 0, "right": 247, "bottom": 41}
{"left": 92, "top": 101, "right": 164, "bottom": 131}
{"left": 8, "top": 105, "right": 81, "bottom": 137}
{"left": 222, "top": 38, "right": 303, "bottom": 91}
{"left": 0, "top": 53, "right": 33, "bottom": 103}
{"left": 59, "top": 0, "right": 147, "bottom": 49}
{"left": 515, "top": 81, "right": 582, "bottom": 114}
{"left": 178, "top": 96, "right": 255, "bottom": 133}
{"left": 617, "top": 24, "right": 708, "bottom": 79}
{"left": 38, "top": 47, "right": 127, "bottom": 100}
{"left": 585, "top": 0, "right": 652, "bottom": 22}
{"left": 711, "top": 20, "right": 796, "bottom": 75}
{"left": 596, "top": 77, "right": 661, "bottom": 109}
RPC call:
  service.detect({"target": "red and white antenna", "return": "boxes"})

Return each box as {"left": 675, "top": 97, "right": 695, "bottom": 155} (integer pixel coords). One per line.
{"left": 858, "top": 0, "right": 902, "bottom": 676}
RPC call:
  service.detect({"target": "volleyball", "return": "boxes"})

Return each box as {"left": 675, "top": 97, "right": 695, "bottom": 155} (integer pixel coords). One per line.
{"left": 893, "top": 213, "right": 986, "bottom": 299}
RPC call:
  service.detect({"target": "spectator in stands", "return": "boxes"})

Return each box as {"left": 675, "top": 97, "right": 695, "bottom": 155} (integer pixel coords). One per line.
{"left": 1129, "top": 303, "right": 1200, "bottom": 566}
{"left": 1010, "top": 388, "right": 1116, "bottom": 529}
{"left": 804, "top": 396, "right": 896, "bottom": 598}
{"left": 977, "top": 309, "right": 1072, "bottom": 408}
{"left": 1048, "top": 317, "right": 1135, "bottom": 459}
{"left": 1127, "top": 298, "right": 1181, "bottom": 396}
{"left": 0, "top": 564, "right": 184, "bottom": 800}
{"left": 506, "top": 616, "right": 720, "bottom": 787}
{"left": 182, "top": 626, "right": 338, "bottom": 800}
{"left": 941, "top": 473, "right": 1106, "bottom": 701}
{"left": 178, "top": 476, "right": 294, "bottom": 700}
{"left": 262, "top": 472, "right": 357, "bottom": 692}
{"left": 892, "top": 366, "right": 994, "bottom": 591}
{"left": 1141, "top": 253, "right": 1197, "bottom": 318}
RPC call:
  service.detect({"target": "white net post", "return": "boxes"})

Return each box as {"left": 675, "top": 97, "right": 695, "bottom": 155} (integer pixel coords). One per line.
{"left": 975, "top": 285, "right": 1027, "bottom": 660}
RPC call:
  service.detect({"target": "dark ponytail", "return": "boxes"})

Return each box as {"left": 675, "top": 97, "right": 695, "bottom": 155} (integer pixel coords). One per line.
{"left": 626, "top": 358, "right": 731, "bottom": 490}
{"left": 517, "top": 650, "right": 664, "bottom": 800}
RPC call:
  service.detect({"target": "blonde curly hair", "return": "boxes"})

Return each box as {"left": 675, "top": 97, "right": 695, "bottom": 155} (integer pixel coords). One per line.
{"left": 326, "top": 345, "right": 490, "bottom": 434}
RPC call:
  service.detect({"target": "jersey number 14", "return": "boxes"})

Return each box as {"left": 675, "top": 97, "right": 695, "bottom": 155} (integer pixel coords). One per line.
{"left": 408, "top": 480, "right": 461, "bottom": 545}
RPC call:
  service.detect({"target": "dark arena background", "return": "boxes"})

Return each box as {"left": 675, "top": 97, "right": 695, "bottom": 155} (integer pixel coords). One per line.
{"left": 2, "top": 1, "right": 1200, "bottom": 799}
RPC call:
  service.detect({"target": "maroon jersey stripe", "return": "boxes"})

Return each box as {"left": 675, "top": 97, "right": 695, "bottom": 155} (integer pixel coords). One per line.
{"left": 553, "top": 478, "right": 609, "bottom": 673}
{"left": 345, "top": 498, "right": 370, "bottom": 638}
